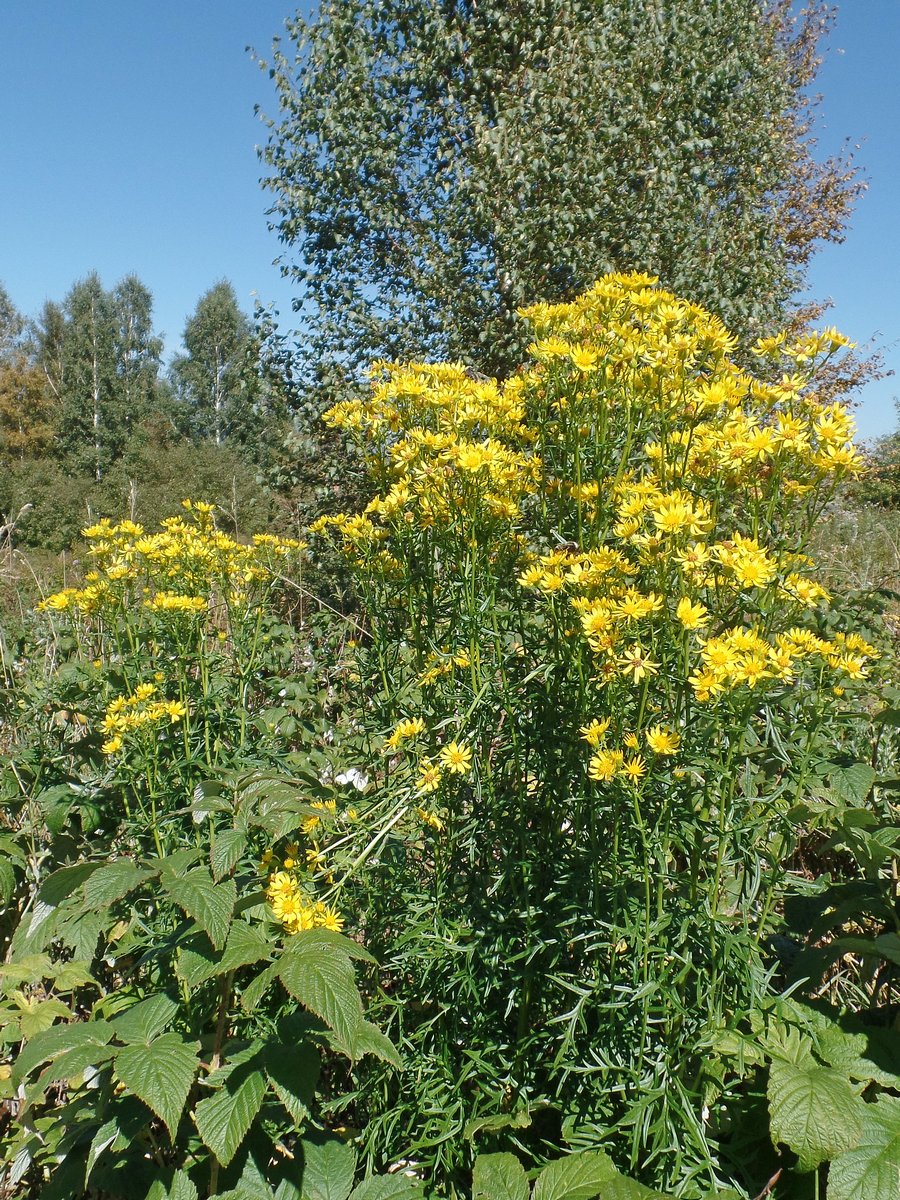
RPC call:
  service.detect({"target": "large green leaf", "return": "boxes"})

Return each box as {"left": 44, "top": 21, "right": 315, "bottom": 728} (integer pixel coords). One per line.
{"left": 219, "top": 921, "right": 273, "bottom": 975}
{"left": 114, "top": 1032, "right": 200, "bottom": 1139}
{"left": 193, "top": 1065, "right": 267, "bottom": 1166}
{"left": 211, "top": 829, "right": 248, "bottom": 882}
{"left": 349, "top": 1177, "right": 421, "bottom": 1200}
{"left": 472, "top": 1152, "right": 529, "bottom": 1200}
{"left": 265, "top": 1042, "right": 321, "bottom": 1125}
{"left": 278, "top": 944, "right": 364, "bottom": 1051}
{"left": 145, "top": 1169, "right": 200, "bottom": 1200}
{"left": 12, "top": 1018, "right": 113, "bottom": 1085}
{"left": 531, "top": 1150, "right": 619, "bottom": 1200}
{"left": 111, "top": 993, "right": 179, "bottom": 1044}
{"left": 346, "top": 1019, "right": 402, "bottom": 1068}
{"left": 160, "top": 868, "right": 236, "bottom": 950}
{"left": 828, "top": 1096, "right": 900, "bottom": 1200}
{"left": 300, "top": 1139, "right": 356, "bottom": 1200}
{"left": 82, "top": 860, "right": 150, "bottom": 909}
{"left": 768, "top": 1052, "right": 865, "bottom": 1171}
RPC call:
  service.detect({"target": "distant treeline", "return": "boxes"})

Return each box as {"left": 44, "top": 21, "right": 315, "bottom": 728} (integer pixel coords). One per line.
{"left": 0, "top": 276, "right": 315, "bottom": 549}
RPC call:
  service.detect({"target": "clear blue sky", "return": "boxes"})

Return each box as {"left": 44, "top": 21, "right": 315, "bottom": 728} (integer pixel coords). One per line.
{"left": 1, "top": 1, "right": 897, "bottom": 439}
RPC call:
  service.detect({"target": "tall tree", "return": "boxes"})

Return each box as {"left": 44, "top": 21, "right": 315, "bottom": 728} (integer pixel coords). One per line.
{"left": 171, "top": 282, "right": 254, "bottom": 445}
{"left": 113, "top": 274, "right": 164, "bottom": 436}
{"left": 56, "top": 273, "right": 119, "bottom": 478}
{"left": 258, "top": 0, "right": 862, "bottom": 396}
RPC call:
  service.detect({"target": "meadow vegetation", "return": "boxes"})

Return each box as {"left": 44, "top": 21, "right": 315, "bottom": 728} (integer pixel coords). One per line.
{"left": 0, "top": 276, "right": 897, "bottom": 1199}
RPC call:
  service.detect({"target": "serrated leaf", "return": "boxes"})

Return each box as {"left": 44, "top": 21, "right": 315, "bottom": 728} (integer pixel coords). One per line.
{"left": 145, "top": 1169, "right": 200, "bottom": 1200}
{"left": 114, "top": 1033, "right": 200, "bottom": 1139}
{"left": 220, "top": 921, "right": 273, "bottom": 975}
{"left": 111, "top": 993, "right": 180, "bottom": 1044}
{"left": 211, "top": 830, "right": 248, "bottom": 881}
{"left": 16, "top": 996, "right": 72, "bottom": 1038}
{"left": 828, "top": 1096, "right": 900, "bottom": 1200}
{"left": 300, "top": 1139, "right": 356, "bottom": 1200}
{"left": 282, "top": 928, "right": 375, "bottom": 964}
{"left": 265, "top": 1042, "right": 320, "bottom": 1124}
{"left": 176, "top": 934, "right": 220, "bottom": 987}
{"left": 346, "top": 1020, "right": 401, "bottom": 1068}
{"left": 472, "top": 1152, "right": 529, "bottom": 1200}
{"left": 13, "top": 1019, "right": 113, "bottom": 1085}
{"left": 83, "top": 860, "right": 149, "bottom": 909}
{"left": 531, "top": 1150, "right": 618, "bottom": 1200}
{"left": 160, "top": 868, "right": 236, "bottom": 950}
{"left": 349, "top": 1177, "right": 421, "bottom": 1200}
{"left": 86, "top": 1117, "right": 120, "bottom": 1187}
{"left": 768, "top": 1055, "right": 865, "bottom": 1171}
{"left": 241, "top": 961, "right": 280, "bottom": 1012}
{"left": 37, "top": 1040, "right": 116, "bottom": 1091}
{"left": 278, "top": 945, "right": 364, "bottom": 1051}
{"left": 193, "top": 1064, "right": 267, "bottom": 1166}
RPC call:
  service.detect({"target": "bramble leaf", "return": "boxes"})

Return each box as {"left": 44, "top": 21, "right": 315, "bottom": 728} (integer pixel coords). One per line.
{"left": 114, "top": 1032, "right": 200, "bottom": 1139}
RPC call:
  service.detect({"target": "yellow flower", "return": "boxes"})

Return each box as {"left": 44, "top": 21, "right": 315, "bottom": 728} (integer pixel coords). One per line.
{"left": 417, "top": 807, "right": 445, "bottom": 831}
{"left": 579, "top": 717, "right": 611, "bottom": 747}
{"left": 617, "top": 645, "right": 660, "bottom": 685}
{"left": 645, "top": 726, "right": 680, "bottom": 756}
{"left": 622, "top": 756, "right": 647, "bottom": 784}
{"left": 439, "top": 741, "right": 473, "bottom": 775}
{"left": 588, "top": 748, "right": 623, "bottom": 782}
{"left": 676, "top": 597, "right": 708, "bottom": 630}
{"left": 416, "top": 760, "right": 443, "bottom": 794}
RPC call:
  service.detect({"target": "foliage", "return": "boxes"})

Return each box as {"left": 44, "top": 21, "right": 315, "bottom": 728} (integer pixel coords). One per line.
{"left": 308, "top": 274, "right": 890, "bottom": 1195}
{"left": 0, "top": 504, "right": 404, "bottom": 1197}
{"left": 258, "top": 0, "right": 862, "bottom": 402}
{"left": 171, "top": 281, "right": 257, "bottom": 447}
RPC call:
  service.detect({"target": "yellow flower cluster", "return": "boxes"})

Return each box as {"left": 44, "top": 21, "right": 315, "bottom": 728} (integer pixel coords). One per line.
{"left": 38, "top": 503, "right": 306, "bottom": 618}
{"left": 99, "top": 684, "right": 186, "bottom": 754}
{"left": 314, "top": 273, "right": 872, "bottom": 791}
{"left": 262, "top": 842, "right": 343, "bottom": 933}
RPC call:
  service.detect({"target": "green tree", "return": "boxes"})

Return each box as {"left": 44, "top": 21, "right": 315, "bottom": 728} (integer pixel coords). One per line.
{"left": 171, "top": 282, "right": 255, "bottom": 445}
{"left": 258, "top": 0, "right": 862, "bottom": 396}
{"left": 113, "top": 274, "right": 165, "bottom": 437}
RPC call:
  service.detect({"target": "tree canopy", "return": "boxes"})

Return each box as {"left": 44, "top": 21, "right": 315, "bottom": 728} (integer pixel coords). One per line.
{"left": 259, "top": 0, "right": 862, "bottom": 398}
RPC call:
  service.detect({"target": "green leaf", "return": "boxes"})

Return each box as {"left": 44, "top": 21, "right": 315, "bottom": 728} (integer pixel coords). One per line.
{"left": 111, "top": 994, "right": 180, "bottom": 1044}
{"left": 211, "top": 829, "right": 248, "bottom": 881}
{"left": 472, "top": 1152, "right": 529, "bottom": 1200}
{"left": 0, "top": 858, "right": 16, "bottom": 906}
{"left": 300, "top": 1139, "right": 356, "bottom": 1200}
{"left": 193, "top": 1065, "right": 267, "bottom": 1166}
{"left": 114, "top": 1032, "right": 200, "bottom": 1139}
{"left": 346, "top": 1020, "right": 401, "bottom": 1068}
{"left": 834, "top": 934, "right": 900, "bottom": 968}
{"left": 16, "top": 996, "right": 71, "bottom": 1038}
{"left": 832, "top": 762, "right": 877, "bottom": 804}
{"left": 241, "top": 961, "right": 280, "bottom": 1012}
{"left": 768, "top": 1054, "right": 865, "bottom": 1171}
{"left": 349, "top": 1177, "right": 421, "bottom": 1200}
{"left": 466, "top": 1110, "right": 533, "bottom": 1140}
{"left": 83, "top": 860, "right": 149, "bottom": 909}
{"left": 531, "top": 1150, "right": 619, "bottom": 1200}
{"left": 281, "top": 928, "right": 375, "bottom": 964}
{"left": 828, "top": 1096, "right": 900, "bottom": 1200}
{"left": 160, "top": 868, "right": 236, "bottom": 950}
{"left": 51, "top": 960, "right": 98, "bottom": 993}
{"left": 278, "top": 944, "right": 364, "bottom": 1051}
{"left": 145, "top": 1170, "right": 200, "bottom": 1200}
{"left": 176, "top": 934, "right": 220, "bottom": 988}
{"left": 12, "top": 1019, "right": 113, "bottom": 1085}
{"left": 265, "top": 1042, "right": 320, "bottom": 1125}
{"left": 37, "top": 1040, "right": 116, "bottom": 1090}
{"left": 219, "top": 921, "right": 273, "bottom": 975}
{"left": 818, "top": 1022, "right": 900, "bottom": 1090}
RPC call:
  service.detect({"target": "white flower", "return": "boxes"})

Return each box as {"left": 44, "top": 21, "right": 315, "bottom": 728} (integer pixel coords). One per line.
{"left": 336, "top": 767, "right": 369, "bottom": 791}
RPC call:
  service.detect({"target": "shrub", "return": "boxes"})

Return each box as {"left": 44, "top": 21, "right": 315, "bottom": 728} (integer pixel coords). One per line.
{"left": 312, "top": 273, "right": 887, "bottom": 1193}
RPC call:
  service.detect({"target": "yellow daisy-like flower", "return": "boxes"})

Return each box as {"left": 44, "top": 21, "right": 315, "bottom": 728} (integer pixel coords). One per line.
{"left": 416, "top": 760, "right": 443, "bottom": 794}
{"left": 588, "top": 748, "right": 623, "bottom": 783}
{"left": 579, "top": 717, "right": 611, "bottom": 747}
{"left": 675, "top": 597, "right": 708, "bottom": 630}
{"left": 622, "top": 755, "right": 647, "bottom": 784}
{"left": 645, "top": 726, "right": 681, "bottom": 756}
{"left": 439, "top": 741, "right": 473, "bottom": 775}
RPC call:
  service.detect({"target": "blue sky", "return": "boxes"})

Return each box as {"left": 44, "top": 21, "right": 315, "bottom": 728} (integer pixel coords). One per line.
{"left": 1, "top": 1, "right": 897, "bottom": 439}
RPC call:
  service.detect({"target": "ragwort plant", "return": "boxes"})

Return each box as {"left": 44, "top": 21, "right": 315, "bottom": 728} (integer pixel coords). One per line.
{"left": 313, "top": 273, "right": 879, "bottom": 1195}
{"left": 0, "top": 505, "right": 404, "bottom": 1198}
